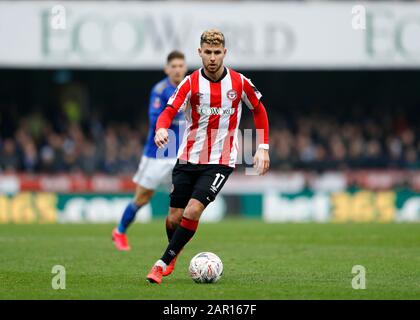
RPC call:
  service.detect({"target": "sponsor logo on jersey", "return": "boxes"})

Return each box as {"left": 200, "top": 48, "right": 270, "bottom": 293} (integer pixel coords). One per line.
{"left": 197, "top": 106, "right": 235, "bottom": 116}
{"left": 226, "top": 89, "right": 237, "bottom": 101}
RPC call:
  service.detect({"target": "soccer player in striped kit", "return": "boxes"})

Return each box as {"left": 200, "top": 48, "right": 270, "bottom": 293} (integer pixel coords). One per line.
{"left": 147, "top": 30, "right": 270, "bottom": 283}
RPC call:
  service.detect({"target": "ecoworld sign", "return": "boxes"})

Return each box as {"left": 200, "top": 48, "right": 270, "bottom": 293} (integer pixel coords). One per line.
{"left": 0, "top": 1, "right": 419, "bottom": 68}
{"left": 366, "top": 9, "right": 420, "bottom": 62}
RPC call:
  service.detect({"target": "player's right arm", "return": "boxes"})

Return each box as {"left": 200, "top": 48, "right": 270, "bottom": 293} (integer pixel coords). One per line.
{"left": 155, "top": 76, "right": 191, "bottom": 148}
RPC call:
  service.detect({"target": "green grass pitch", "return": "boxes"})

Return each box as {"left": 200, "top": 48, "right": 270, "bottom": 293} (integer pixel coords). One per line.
{"left": 1, "top": 220, "right": 420, "bottom": 299}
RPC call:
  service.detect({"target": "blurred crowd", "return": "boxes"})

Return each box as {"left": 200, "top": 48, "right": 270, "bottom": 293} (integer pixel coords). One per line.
{"left": 0, "top": 114, "right": 145, "bottom": 175}
{"left": 267, "top": 109, "right": 420, "bottom": 171}
{"left": 1, "top": 107, "right": 420, "bottom": 175}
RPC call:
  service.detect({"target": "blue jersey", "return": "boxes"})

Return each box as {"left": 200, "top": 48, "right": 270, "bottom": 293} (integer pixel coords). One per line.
{"left": 143, "top": 77, "right": 185, "bottom": 159}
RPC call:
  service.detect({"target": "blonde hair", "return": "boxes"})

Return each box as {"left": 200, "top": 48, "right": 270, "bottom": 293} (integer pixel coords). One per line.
{"left": 200, "top": 29, "right": 225, "bottom": 47}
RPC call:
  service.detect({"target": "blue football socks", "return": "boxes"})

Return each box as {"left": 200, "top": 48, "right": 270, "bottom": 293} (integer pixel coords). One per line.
{"left": 117, "top": 202, "right": 141, "bottom": 234}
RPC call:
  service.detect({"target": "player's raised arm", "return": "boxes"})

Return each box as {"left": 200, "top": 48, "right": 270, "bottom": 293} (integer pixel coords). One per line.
{"left": 155, "top": 76, "right": 191, "bottom": 148}
{"left": 242, "top": 76, "right": 270, "bottom": 175}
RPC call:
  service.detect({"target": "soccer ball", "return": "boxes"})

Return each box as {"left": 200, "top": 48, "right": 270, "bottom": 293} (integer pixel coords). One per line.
{"left": 188, "top": 252, "right": 223, "bottom": 283}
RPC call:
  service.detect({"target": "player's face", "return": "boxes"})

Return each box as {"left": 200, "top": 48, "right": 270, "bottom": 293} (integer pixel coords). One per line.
{"left": 165, "top": 58, "right": 187, "bottom": 86}
{"left": 198, "top": 43, "right": 226, "bottom": 75}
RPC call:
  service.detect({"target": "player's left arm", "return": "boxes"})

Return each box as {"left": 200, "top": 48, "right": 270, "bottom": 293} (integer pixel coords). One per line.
{"left": 242, "top": 77, "right": 270, "bottom": 175}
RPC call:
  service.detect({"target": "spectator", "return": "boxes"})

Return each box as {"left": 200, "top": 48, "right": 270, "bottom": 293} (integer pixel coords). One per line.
{"left": 0, "top": 139, "right": 20, "bottom": 172}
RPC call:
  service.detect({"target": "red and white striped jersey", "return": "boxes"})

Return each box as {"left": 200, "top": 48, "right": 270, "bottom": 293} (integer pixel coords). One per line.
{"left": 157, "top": 67, "right": 268, "bottom": 168}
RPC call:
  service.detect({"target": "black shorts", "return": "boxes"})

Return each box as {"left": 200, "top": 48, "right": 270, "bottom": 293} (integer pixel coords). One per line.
{"left": 170, "top": 160, "right": 234, "bottom": 209}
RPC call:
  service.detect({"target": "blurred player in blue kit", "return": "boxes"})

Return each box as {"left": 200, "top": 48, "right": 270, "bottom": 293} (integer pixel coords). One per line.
{"left": 112, "top": 51, "right": 188, "bottom": 251}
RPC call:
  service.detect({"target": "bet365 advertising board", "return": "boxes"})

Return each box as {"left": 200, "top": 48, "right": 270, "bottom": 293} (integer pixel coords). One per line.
{"left": 1, "top": 189, "right": 420, "bottom": 224}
